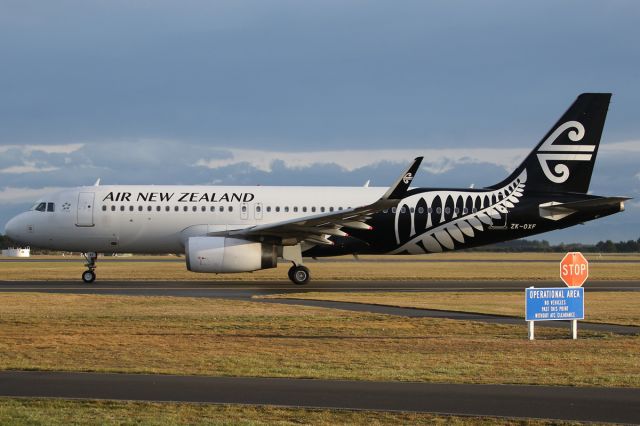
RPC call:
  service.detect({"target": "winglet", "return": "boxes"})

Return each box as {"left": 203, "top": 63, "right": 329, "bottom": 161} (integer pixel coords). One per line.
{"left": 381, "top": 157, "right": 423, "bottom": 200}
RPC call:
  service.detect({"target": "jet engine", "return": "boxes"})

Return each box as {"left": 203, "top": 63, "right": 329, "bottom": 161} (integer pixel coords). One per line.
{"left": 186, "top": 237, "right": 277, "bottom": 273}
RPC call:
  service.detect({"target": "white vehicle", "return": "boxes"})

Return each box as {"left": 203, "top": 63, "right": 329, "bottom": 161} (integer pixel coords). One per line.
{"left": 4, "top": 94, "right": 628, "bottom": 284}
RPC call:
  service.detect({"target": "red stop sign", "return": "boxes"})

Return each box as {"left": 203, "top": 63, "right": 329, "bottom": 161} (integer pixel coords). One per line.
{"left": 560, "top": 252, "right": 589, "bottom": 287}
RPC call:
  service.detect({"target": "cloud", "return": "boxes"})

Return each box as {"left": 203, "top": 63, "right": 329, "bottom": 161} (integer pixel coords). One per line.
{"left": 0, "top": 164, "right": 59, "bottom": 174}
{"left": 601, "top": 141, "right": 640, "bottom": 153}
{"left": 0, "top": 143, "right": 85, "bottom": 174}
{"left": 0, "top": 187, "right": 66, "bottom": 204}
{"left": 0, "top": 144, "right": 84, "bottom": 155}
{"left": 195, "top": 147, "right": 526, "bottom": 174}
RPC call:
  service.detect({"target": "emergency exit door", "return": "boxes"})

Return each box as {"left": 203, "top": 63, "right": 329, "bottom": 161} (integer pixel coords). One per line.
{"left": 76, "top": 192, "right": 95, "bottom": 227}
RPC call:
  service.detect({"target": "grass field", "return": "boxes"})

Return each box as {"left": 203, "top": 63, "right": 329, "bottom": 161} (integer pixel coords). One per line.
{"left": 0, "top": 293, "right": 638, "bottom": 387}
{"left": 262, "top": 291, "right": 640, "bottom": 327}
{"left": 0, "top": 398, "right": 579, "bottom": 426}
{"left": 1, "top": 252, "right": 639, "bottom": 281}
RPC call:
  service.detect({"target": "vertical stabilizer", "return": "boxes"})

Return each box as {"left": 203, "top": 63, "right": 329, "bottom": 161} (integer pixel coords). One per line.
{"left": 491, "top": 93, "right": 611, "bottom": 193}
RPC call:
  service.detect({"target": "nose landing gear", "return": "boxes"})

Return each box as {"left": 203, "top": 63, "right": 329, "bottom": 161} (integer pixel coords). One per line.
{"left": 81, "top": 252, "right": 98, "bottom": 283}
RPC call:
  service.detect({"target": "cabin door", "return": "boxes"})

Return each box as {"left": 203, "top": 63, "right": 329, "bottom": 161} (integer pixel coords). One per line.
{"left": 76, "top": 192, "right": 95, "bottom": 227}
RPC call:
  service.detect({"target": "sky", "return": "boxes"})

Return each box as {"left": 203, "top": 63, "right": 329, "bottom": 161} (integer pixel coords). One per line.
{"left": 1, "top": 0, "right": 639, "bottom": 243}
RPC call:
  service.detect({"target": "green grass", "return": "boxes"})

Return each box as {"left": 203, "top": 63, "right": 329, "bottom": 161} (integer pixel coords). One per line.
{"left": 1, "top": 293, "right": 639, "bottom": 387}
{"left": 0, "top": 398, "right": 585, "bottom": 425}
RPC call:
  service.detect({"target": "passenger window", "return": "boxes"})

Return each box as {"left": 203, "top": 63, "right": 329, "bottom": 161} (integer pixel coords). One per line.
{"left": 156, "top": 206, "right": 161, "bottom": 212}
{"left": 175, "top": 206, "right": 179, "bottom": 212}
{"left": 454, "top": 208, "right": 459, "bottom": 214}
{"left": 166, "top": 206, "right": 170, "bottom": 212}
{"left": 329, "top": 207, "right": 334, "bottom": 212}
{"left": 311, "top": 207, "right": 316, "bottom": 213}
{"left": 463, "top": 208, "right": 468, "bottom": 214}
{"left": 210, "top": 206, "right": 215, "bottom": 212}
{"left": 183, "top": 206, "right": 188, "bottom": 212}
{"left": 418, "top": 207, "right": 424, "bottom": 214}
{"left": 428, "top": 208, "right": 433, "bottom": 214}
{"left": 266, "top": 206, "right": 271, "bottom": 212}
{"left": 120, "top": 206, "right": 125, "bottom": 212}
{"left": 293, "top": 207, "right": 298, "bottom": 212}
{"left": 229, "top": 206, "right": 233, "bottom": 212}
{"left": 139, "top": 206, "right": 143, "bottom": 212}
{"left": 256, "top": 206, "right": 261, "bottom": 212}
{"left": 400, "top": 207, "right": 406, "bottom": 213}
{"left": 47, "top": 203, "right": 55, "bottom": 212}
{"left": 320, "top": 207, "right": 325, "bottom": 212}
{"left": 445, "top": 207, "right": 451, "bottom": 214}
{"left": 147, "top": 206, "right": 152, "bottom": 212}
{"left": 192, "top": 206, "right": 197, "bottom": 212}
{"left": 302, "top": 207, "right": 307, "bottom": 213}
{"left": 220, "top": 206, "right": 225, "bottom": 212}
{"left": 284, "top": 207, "right": 289, "bottom": 212}
{"left": 102, "top": 205, "right": 107, "bottom": 211}
{"left": 338, "top": 207, "right": 343, "bottom": 211}
{"left": 382, "top": 209, "right": 388, "bottom": 213}
{"left": 275, "top": 207, "right": 280, "bottom": 212}
{"left": 201, "top": 206, "right": 206, "bottom": 212}
{"left": 410, "top": 207, "right": 415, "bottom": 213}
{"left": 111, "top": 206, "right": 116, "bottom": 211}
{"left": 436, "top": 207, "right": 442, "bottom": 214}
{"left": 391, "top": 207, "right": 396, "bottom": 213}
{"left": 242, "top": 206, "right": 247, "bottom": 212}
{"left": 130, "top": 206, "right": 134, "bottom": 212}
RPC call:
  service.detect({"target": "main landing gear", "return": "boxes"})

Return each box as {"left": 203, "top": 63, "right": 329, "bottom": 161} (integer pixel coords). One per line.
{"left": 288, "top": 264, "right": 310, "bottom": 285}
{"left": 81, "top": 252, "right": 98, "bottom": 283}
{"left": 282, "top": 244, "right": 310, "bottom": 285}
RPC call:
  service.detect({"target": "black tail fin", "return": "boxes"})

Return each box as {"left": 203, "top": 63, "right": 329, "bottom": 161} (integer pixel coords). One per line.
{"left": 490, "top": 93, "right": 611, "bottom": 194}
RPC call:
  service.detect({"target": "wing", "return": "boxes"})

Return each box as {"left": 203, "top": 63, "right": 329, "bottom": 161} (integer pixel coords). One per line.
{"left": 210, "top": 157, "right": 423, "bottom": 246}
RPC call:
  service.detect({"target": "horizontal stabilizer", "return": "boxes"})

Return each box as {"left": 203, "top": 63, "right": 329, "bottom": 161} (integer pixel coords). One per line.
{"left": 539, "top": 197, "right": 630, "bottom": 221}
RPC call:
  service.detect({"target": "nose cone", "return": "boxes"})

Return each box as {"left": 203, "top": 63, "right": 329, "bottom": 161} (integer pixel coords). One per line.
{"left": 5, "top": 215, "right": 21, "bottom": 243}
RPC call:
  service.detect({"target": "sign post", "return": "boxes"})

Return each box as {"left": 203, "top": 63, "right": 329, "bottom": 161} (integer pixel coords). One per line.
{"left": 560, "top": 252, "right": 588, "bottom": 339}
{"left": 525, "top": 252, "right": 588, "bottom": 340}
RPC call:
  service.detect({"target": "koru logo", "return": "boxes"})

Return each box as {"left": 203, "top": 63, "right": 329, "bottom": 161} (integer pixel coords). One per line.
{"left": 402, "top": 172, "right": 414, "bottom": 184}
{"left": 536, "top": 121, "right": 593, "bottom": 183}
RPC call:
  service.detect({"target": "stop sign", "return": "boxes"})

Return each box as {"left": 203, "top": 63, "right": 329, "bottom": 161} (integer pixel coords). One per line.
{"left": 560, "top": 252, "right": 589, "bottom": 287}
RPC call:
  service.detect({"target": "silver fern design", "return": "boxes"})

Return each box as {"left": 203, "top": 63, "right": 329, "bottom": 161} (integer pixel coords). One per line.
{"left": 389, "top": 170, "right": 527, "bottom": 254}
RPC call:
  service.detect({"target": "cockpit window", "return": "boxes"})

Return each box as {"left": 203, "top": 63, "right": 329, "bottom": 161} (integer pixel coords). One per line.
{"left": 31, "top": 202, "right": 55, "bottom": 212}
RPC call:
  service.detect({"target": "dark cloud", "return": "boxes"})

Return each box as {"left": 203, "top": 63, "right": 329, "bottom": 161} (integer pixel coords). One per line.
{"left": 1, "top": 140, "right": 638, "bottom": 243}
{"left": 0, "top": 1, "right": 639, "bottom": 147}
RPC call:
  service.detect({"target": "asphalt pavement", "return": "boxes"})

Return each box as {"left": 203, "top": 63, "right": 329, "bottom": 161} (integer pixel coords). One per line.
{"left": 1, "top": 371, "right": 639, "bottom": 423}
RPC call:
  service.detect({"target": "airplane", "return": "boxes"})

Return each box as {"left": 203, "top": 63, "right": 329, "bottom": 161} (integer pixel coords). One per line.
{"left": 4, "top": 93, "right": 629, "bottom": 285}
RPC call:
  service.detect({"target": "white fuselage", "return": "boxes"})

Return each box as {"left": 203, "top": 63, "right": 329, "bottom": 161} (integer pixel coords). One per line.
{"left": 6, "top": 185, "right": 385, "bottom": 253}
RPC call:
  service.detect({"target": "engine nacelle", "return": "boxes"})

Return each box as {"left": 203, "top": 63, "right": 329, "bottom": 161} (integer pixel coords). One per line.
{"left": 186, "top": 237, "right": 277, "bottom": 273}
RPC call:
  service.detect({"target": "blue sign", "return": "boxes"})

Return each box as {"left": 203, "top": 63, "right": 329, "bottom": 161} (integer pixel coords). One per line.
{"left": 525, "top": 287, "right": 584, "bottom": 321}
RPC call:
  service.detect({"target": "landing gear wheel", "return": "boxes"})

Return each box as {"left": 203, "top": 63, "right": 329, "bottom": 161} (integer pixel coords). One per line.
{"left": 82, "top": 270, "right": 96, "bottom": 283}
{"left": 289, "top": 265, "right": 310, "bottom": 285}
{"left": 81, "top": 252, "right": 98, "bottom": 284}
